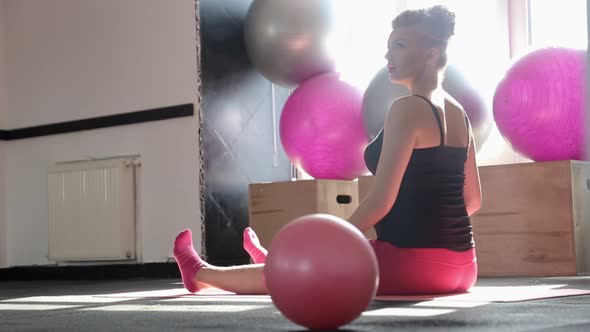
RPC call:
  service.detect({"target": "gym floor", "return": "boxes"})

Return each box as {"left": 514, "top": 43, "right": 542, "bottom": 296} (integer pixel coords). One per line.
{"left": 1, "top": 276, "right": 590, "bottom": 331}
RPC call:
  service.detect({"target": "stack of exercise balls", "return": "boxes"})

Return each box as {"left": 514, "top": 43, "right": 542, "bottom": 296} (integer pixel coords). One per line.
{"left": 244, "top": 1, "right": 375, "bottom": 329}
{"left": 244, "top": 0, "right": 369, "bottom": 180}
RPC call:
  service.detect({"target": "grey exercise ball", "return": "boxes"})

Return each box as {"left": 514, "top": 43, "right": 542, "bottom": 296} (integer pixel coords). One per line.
{"left": 441, "top": 64, "right": 493, "bottom": 148}
{"left": 244, "top": 0, "right": 339, "bottom": 87}
{"left": 361, "top": 67, "right": 410, "bottom": 141}
{"left": 361, "top": 64, "right": 493, "bottom": 148}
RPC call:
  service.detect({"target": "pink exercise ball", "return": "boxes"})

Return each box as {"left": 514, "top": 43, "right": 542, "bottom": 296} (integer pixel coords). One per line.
{"left": 493, "top": 47, "right": 586, "bottom": 161}
{"left": 264, "top": 214, "right": 379, "bottom": 330}
{"left": 280, "top": 72, "right": 370, "bottom": 179}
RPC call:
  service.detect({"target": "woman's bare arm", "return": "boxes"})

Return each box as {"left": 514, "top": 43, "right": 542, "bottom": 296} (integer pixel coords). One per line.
{"left": 348, "top": 97, "right": 418, "bottom": 231}
{"left": 464, "top": 124, "right": 482, "bottom": 216}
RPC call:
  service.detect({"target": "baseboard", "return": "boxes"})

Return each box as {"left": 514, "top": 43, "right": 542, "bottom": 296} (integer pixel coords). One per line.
{"left": 0, "top": 263, "right": 181, "bottom": 280}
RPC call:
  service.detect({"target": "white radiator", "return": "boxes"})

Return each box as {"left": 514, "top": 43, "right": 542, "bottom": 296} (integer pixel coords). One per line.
{"left": 48, "top": 157, "right": 138, "bottom": 262}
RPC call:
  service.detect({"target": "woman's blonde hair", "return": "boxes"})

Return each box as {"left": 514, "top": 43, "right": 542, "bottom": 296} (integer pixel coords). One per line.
{"left": 392, "top": 5, "right": 456, "bottom": 69}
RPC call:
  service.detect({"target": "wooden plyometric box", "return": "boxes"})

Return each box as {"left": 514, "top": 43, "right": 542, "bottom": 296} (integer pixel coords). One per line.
{"left": 357, "top": 161, "right": 590, "bottom": 276}
{"left": 248, "top": 179, "right": 359, "bottom": 249}
{"left": 473, "top": 160, "right": 590, "bottom": 276}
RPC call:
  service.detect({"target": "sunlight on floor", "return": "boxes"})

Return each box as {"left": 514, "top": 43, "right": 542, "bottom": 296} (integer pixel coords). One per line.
{"left": 363, "top": 307, "right": 455, "bottom": 317}
{"left": 1, "top": 295, "right": 123, "bottom": 303}
{"left": 413, "top": 300, "right": 490, "bottom": 308}
{"left": 1, "top": 282, "right": 587, "bottom": 316}
{"left": 0, "top": 303, "right": 83, "bottom": 311}
{"left": 161, "top": 296, "right": 272, "bottom": 303}
{"left": 79, "top": 304, "right": 269, "bottom": 313}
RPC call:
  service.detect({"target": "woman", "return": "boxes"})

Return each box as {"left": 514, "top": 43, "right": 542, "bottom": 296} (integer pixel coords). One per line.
{"left": 173, "top": 5, "right": 482, "bottom": 295}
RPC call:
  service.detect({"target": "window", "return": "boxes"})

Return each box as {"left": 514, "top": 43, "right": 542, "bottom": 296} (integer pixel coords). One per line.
{"left": 334, "top": 0, "right": 406, "bottom": 90}
{"left": 403, "top": 0, "right": 509, "bottom": 95}
{"left": 528, "top": 0, "right": 587, "bottom": 50}
{"left": 337, "top": 0, "right": 508, "bottom": 94}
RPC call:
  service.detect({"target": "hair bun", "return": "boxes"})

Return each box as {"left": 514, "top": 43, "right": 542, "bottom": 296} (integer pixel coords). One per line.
{"left": 427, "top": 5, "right": 455, "bottom": 41}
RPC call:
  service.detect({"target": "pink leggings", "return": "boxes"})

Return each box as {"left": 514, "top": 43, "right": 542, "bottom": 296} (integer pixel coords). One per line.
{"left": 369, "top": 240, "right": 478, "bottom": 295}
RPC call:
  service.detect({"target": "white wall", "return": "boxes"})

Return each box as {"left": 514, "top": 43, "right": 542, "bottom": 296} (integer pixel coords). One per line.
{"left": 0, "top": 137, "right": 4, "bottom": 268}
{"left": 0, "top": 0, "right": 6, "bottom": 128}
{"left": 4, "top": 0, "right": 198, "bottom": 128}
{"left": 587, "top": 0, "right": 590, "bottom": 161}
{"left": 1, "top": 0, "right": 201, "bottom": 267}
{"left": 0, "top": 0, "right": 8, "bottom": 268}
{"left": 0, "top": 139, "right": 5, "bottom": 268}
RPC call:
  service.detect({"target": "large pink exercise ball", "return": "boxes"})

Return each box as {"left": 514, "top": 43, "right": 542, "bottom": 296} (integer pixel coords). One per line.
{"left": 280, "top": 72, "right": 370, "bottom": 179}
{"left": 264, "top": 214, "right": 379, "bottom": 330}
{"left": 493, "top": 47, "right": 586, "bottom": 161}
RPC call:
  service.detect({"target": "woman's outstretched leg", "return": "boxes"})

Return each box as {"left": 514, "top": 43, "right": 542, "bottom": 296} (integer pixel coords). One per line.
{"left": 198, "top": 264, "right": 267, "bottom": 295}
{"left": 174, "top": 229, "right": 267, "bottom": 295}
{"left": 243, "top": 227, "right": 268, "bottom": 263}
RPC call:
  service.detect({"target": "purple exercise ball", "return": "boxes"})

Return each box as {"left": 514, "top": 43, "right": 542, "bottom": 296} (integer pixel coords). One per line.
{"left": 280, "top": 72, "right": 369, "bottom": 180}
{"left": 493, "top": 47, "right": 586, "bottom": 161}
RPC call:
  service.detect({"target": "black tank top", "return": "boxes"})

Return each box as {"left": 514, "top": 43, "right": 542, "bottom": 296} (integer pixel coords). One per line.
{"left": 363, "top": 95, "right": 474, "bottom": 252}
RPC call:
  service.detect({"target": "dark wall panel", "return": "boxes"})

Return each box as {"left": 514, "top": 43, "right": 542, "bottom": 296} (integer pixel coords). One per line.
{"left": 200, "top": 0, "right": 292, "bottom": 265}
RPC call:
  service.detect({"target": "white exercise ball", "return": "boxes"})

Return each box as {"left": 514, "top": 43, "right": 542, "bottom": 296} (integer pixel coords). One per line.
{"left": 244, "top": 0, "right": 341, "bottom": 87}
